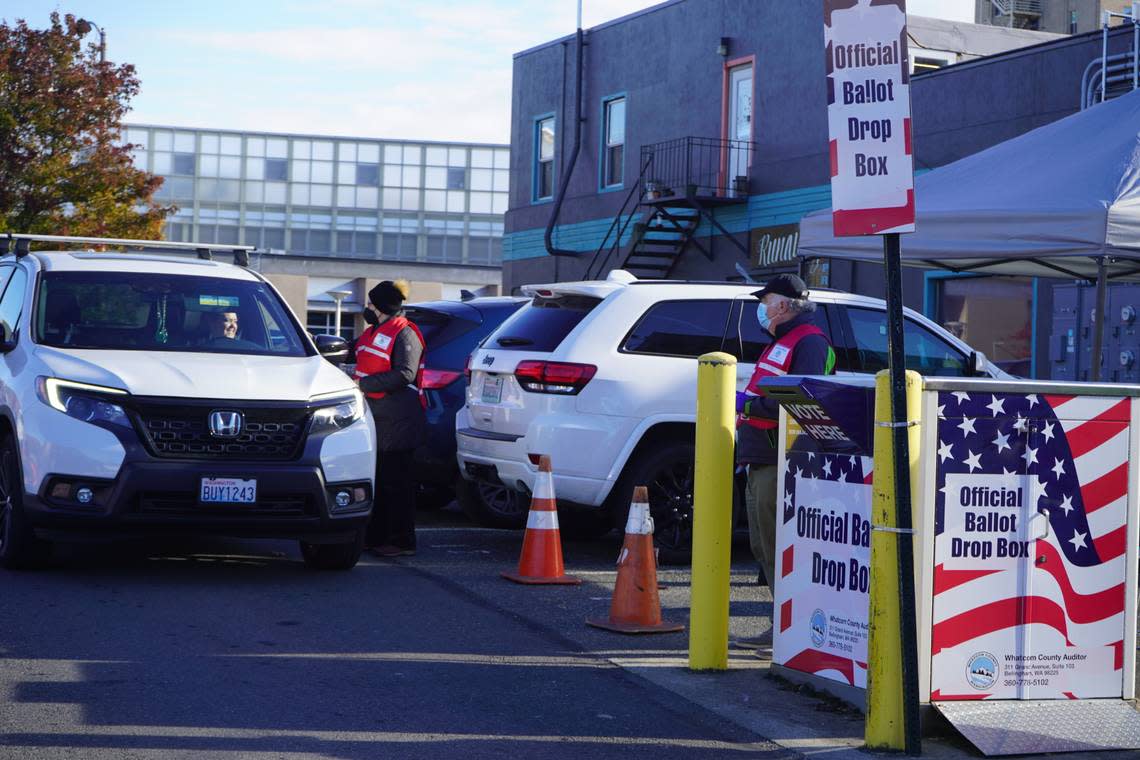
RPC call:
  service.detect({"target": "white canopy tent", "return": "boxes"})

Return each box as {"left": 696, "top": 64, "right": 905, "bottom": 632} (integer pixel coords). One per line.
{"left": 797, "top": 88, "right": 1140, "bottom": 378}
{"left": 798, "top": 87, "right": 1140, "bottom": 283}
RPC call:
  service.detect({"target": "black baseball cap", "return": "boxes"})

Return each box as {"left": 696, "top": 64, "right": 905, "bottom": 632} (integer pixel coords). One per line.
{"left": 751, "top": 273, "right": 808, "bottom": 301}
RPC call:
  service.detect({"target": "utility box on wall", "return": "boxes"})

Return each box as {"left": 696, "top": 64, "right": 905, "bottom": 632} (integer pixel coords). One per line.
{"left": 1050, "top": 283, "right": 1140, "bottom": 383}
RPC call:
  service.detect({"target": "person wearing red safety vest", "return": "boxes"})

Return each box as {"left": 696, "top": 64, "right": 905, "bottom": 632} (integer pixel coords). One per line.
{"left": 352, "top": 279, "right": 427, "bottom": 558}
{"left": 732, "top": 273, "right": 836, "bottom": 652}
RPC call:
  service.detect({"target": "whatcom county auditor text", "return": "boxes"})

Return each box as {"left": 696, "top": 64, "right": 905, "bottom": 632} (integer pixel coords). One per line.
{"left": 824, "top": 0, "right": 915, "bottom": 236}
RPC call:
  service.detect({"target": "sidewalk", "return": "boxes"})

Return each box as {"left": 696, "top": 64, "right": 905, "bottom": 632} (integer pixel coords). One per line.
{"left": 406, "top": 524, "right": 1139, "bottom": 759}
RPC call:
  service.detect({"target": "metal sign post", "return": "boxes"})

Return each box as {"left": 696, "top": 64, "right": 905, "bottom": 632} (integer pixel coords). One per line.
{"left": 824, "top": 0, "right": 919, "bottom": 752}
{"left": 883, "top": 231, "right": 921, "bottom": 754}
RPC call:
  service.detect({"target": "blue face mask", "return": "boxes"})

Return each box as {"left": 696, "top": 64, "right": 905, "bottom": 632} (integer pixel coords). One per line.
{"left": 756, "top": 302, "right": 772, "bottom": 331}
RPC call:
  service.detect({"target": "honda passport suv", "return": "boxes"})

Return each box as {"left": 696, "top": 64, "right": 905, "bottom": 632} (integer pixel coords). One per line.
{"left": 456, "top": 269, "right": 1007, "bottom": 560}
{"left": 0, "top": 235, "right": 375, "bottom": 571}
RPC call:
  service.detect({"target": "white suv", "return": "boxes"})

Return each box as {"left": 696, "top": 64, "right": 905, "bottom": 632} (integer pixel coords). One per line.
{"left": 0, "top": 235, "right": 375, "bottom": 570}
{"left": 456, "top": 270, "right": 1006, "bottom": 556}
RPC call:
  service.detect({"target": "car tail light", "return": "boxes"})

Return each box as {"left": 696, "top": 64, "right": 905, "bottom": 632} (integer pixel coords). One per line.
{"left": 514, "top": 360, "right": 596, "bottom": 395}
{"left": 421, "top": 369, "right": 462, "bottom": 390}
{"left": 527, "top": 453, "right": 542, "bottom": 465}
{"left": 463, "top": 354, "right": 472, "bottom": 381}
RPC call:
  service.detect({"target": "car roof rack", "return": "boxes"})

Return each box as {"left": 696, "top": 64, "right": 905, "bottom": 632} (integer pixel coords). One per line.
{"left": 1, "top": 233, "right": 256, "bottom": 266}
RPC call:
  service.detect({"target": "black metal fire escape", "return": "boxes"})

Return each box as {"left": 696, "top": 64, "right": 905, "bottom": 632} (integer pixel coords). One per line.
{"left": 585, "top": 136, "right": 756, "bottom": 280}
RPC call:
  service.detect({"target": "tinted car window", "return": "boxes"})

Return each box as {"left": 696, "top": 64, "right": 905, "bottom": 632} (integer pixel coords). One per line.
{"left": 35, "top": 272, "right": 309, "bottom": 356}
{"left": 846, "top": 306, "right": 967, "bottom": 376}
{"left": 405, "top": 306, "right": 480, "bottom": 355}
{"left": 724, "top": 298, "right": 836, "bottom": 365}
{"left": 623, "top": 300, "right": 731, "bottom": 357}
{"left": 489, "top": 294, "right": 600, "bottom": 352}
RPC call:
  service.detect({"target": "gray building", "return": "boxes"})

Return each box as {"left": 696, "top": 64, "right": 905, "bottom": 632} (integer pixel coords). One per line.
{"left": 504, "top": 0, "right": 1138, "bottom": 378}
{"left": 123, "top": 124, "right": 508, "bottom": 340}
{"left": 974, "top": 0, "right": 1129, "bottom": 34}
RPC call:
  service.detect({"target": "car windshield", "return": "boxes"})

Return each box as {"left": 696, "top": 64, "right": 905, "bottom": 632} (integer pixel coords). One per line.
{"left": 35, "top": 271, "right": 310, "bottom": 357}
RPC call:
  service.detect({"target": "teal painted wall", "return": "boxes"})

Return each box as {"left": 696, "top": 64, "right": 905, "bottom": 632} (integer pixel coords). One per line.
{"left": 503, "top": 184, "right": 833, "bottom": 262}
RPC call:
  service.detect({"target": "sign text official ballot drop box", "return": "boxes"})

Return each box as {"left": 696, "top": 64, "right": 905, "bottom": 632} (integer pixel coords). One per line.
{"left": 760, "top": 375, "right": 1140, "bottom": 755}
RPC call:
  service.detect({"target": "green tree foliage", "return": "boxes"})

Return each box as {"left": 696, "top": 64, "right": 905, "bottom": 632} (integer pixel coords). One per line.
{"left": 0, "top": 13, "right": 173, "bottom": 238}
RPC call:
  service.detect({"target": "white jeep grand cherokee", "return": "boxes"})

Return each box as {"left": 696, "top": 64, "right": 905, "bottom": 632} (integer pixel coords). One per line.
{"left": 0, "top": 235, "right": 375, "bottom": 570}
{"left": 456, "top": 269, "right": 1006, "bottom": 558}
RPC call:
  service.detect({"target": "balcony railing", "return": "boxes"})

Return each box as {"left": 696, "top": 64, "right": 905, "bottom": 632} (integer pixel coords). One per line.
{"left": 639, "top": 137, "right": 757, "bottom": 203}
{"left": 990, "top": 0, "right": 1042, "bottom": 17}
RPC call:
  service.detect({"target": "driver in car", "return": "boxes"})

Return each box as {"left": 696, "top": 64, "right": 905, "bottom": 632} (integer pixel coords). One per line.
{"left": 204, "top": 311, "right": 239, "bottom": 341}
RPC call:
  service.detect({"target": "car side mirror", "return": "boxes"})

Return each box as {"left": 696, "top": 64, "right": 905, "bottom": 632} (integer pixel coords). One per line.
{"left": 0, "top": 326, "right": 18, "bottom": 354}
{"left": 313, "top": 333, "right": 349, "bottom": 363}
{"left": 968, "top": 350, "right": 988, "bottom": 377}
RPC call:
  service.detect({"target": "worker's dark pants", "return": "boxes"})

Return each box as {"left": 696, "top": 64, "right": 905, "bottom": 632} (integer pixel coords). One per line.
{"left": 367, "top": 448, "right": 417, "bottom": 550}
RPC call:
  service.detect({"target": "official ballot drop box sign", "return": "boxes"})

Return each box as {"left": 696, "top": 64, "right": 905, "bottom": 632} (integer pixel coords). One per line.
{"left": 771, "top": 378, "right": 1139, "bottom": 706}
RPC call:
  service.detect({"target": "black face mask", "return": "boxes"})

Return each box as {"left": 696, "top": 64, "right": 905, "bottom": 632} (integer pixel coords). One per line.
{"left": 362, "top": 308, "right": 380, "bottom": 326}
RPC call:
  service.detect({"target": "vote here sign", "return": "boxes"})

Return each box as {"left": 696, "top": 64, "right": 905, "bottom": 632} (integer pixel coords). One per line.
{"left": 824, "top": 0, "right": 915, "bottom": 236}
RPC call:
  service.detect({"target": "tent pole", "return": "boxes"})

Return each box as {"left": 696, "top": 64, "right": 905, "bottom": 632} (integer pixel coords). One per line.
{"left": 1091, "top": 256, "right": 1109, "bottom": 381}
{"left": 883, "top": 232, "right": 922, "bottom": 754}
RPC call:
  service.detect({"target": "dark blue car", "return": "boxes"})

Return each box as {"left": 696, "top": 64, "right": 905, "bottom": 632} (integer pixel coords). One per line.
{"left": 405, "top": 297, "right": 527, "bottom": 524}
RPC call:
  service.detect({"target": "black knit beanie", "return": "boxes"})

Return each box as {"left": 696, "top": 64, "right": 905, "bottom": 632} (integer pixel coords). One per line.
{"left": 368, "top": 280, "right": 409, "bottom": 314}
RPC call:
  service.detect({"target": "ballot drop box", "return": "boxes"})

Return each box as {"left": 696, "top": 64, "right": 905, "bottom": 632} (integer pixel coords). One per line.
{"left": 760, "top": 376, "right": 1140, "bottom": 755}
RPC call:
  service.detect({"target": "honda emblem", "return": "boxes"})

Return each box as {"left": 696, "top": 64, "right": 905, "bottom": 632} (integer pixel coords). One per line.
{"left": 208, "top": 410, "right": 244, "bottom": 438}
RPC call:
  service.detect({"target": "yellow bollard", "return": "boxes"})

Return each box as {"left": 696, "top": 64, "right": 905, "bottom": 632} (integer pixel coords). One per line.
{"left": 865, "top": 369, "right": 923, "bottom": 750}
{"left": 688, "top": 351, "right": 737, "bottom": 671}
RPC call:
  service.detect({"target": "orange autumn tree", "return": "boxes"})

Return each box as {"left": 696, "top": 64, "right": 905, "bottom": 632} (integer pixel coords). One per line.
{"left": 0, "top": 13, "right": 173, "bottom": 239}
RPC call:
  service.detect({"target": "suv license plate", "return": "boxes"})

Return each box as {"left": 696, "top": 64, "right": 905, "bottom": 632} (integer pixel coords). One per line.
{"left": 481, "top": 375, "right": 503, "bottom": 403}
{"left": 200, "top": 477, "right": 257, "bottom": 504}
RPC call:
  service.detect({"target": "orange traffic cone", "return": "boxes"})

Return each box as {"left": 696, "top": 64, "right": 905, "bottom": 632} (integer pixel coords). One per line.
{"left": 501, "top": 455, "right": 580, "bottom": 585}
{"left": 586, "top": 486, "right": 683, "bottom": 634}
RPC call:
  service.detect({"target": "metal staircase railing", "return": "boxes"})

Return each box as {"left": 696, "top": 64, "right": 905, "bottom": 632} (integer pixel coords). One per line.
{"left": 584, "top": 136, "right": 757, "bottom": 281}
{"left": 1082, "top": 6, "right": 1140, "bottom": 109}
{"left": 583, "top": 152, "right": 655, "bottom": 281}
{"left": 989, "top": 0, "right": 1042, "bottom": 17}
{"left": 639, "top": 136, "right": 757, "bottom": 201}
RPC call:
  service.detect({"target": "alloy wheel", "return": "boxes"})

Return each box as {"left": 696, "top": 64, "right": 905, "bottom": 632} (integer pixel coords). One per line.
{"left": 0, "top": 448, "right": 11, "bottom": 555}
{"left": 477, "top": 482, "right": 526, "bottom": 519}
{"left": 647, "top": 459, "right": 695, "bottom": 553}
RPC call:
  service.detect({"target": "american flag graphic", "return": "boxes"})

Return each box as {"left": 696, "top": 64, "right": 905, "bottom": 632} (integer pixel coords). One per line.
{"left": 932, "top": 391, "right": 1130, "bottom": 701}
{"left": 774, "top": 448, "right": 874, "bottom": 687}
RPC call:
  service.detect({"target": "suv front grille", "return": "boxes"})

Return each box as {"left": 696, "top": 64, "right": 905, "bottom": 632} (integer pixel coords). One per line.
{"left": 136, "top": 491, "right": 313, "bottom": 517}
{"left": 133, "top": 403, "right": 311, "bottom": 461}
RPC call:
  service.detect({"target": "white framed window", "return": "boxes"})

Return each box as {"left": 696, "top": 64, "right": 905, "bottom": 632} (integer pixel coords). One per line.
{"left": 535, "top": 116, "right": 555, "bottom": 201}
{"left": 602, "top": 97, "right": 625, "bottom": 188}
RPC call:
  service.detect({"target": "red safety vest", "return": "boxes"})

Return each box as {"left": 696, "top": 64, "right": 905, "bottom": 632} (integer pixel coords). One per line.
{"left": 353, "top": 316, "right": 427, "bottom": 406}
{"left": 738, "top": 323, "right": 826, "bottom": 431}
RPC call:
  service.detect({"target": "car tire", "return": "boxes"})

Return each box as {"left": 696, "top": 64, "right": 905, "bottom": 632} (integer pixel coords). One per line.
{"left": 607, "top": 439, "right": 698, "bottom": 566}
{"left": 0, "top": 435, "right": 51, "bottom": 570}
{"left": 299, "top": 528, "right": 365, "bottom": 571}
{"left": 558, "top": 509, "right": 614, "bottom": 541}
{"left": 455, "top": 477, "right": 527, "bottom": 529}
{"left": 415, "top": 485, "right": 454, "bottom": 511}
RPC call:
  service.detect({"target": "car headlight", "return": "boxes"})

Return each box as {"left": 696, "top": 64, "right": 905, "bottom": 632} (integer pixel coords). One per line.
{"left": 311, "top": 390, "right": 365, "bottom": 432}
{"left": 36, "top": 377, "right": 131, "bottom": 429}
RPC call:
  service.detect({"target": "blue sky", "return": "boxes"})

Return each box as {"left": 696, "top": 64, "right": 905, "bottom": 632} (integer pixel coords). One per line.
{"left": 5, "top": 1, "right": 971, "bottom": 144}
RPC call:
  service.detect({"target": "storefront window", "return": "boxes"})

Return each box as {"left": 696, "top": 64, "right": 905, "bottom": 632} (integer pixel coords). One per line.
{"left": 938, "top": 276, "right": 1032, "bottom": 377}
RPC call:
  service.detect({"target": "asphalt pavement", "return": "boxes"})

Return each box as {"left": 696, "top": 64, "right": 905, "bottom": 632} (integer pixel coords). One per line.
{"left": 0, "top": 509, "right": 782, "bottom": 760}
{"left": 2, "top": 504, "right": 1138, "bottom": 759}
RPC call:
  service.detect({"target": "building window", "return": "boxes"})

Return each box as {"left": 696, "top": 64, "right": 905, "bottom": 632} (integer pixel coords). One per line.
{"left": 912, "top": 57, "right": 946, "bottom": 73}
{"left": 172, "top": 153, "right": 196, "bottom": 175}
{"left": 265, "top": 158, "right": 288, "bottom": 181}
{"left": 356, "top": 163, "right": 379, "bottom": 186}
{"left": 1071, "top": 10, "right": 1078, "bottom": 34}
{"left": 602, "top": 96, "right": 625, "bottom": 188}
{"left": 534, "top": 116, "right": 555, "bottom": 201}
{"left": 306, "top": 311, "right": 355, "bottom": 343}
{"left": 447, "top": 167, "right": 466, "bottom": 190}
